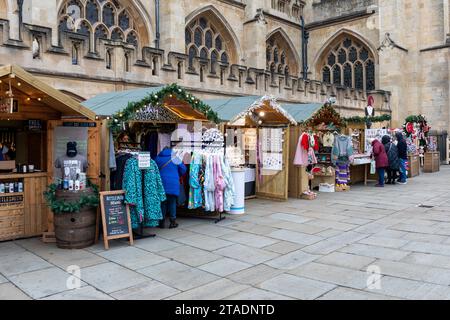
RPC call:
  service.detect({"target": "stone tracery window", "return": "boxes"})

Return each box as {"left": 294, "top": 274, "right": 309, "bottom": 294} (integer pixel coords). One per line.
{"left": 266, "top": 34, "right": 298, "bottom": 80}
{"left": 58, "top": 0, "right": 141, "bottom": 53}
{"left": 320, "top": 37, "right": 376, "bottom": 91}
{"left": 185, "top": 16, "right": 231, "bottom": 73}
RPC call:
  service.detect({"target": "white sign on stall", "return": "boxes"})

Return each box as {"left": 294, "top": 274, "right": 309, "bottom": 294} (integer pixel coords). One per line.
{"left": 138, "top": 152, "right": 151, "bottom": 169}
{"left": 365, "top": 129, "right": 389, "bottom": 153}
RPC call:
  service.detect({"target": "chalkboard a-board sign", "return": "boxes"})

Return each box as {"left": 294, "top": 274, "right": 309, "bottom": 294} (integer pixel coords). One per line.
{"left": 100, "top": 191, "right": 134, "bottom": 250}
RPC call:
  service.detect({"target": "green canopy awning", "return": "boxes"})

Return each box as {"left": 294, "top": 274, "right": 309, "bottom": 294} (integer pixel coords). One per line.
{"left": 205, "top": 96, "right": 261, "bottom": 122}
{"left": 82, "top": 86, "right": 165, "bottom": 116}
{"left": 282, "top": 103, "right": 324, "bottom": 123}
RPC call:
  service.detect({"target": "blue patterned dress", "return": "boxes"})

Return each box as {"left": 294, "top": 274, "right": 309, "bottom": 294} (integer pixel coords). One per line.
{"left": 123, "top": 158, "right": 166, "bottom": 229}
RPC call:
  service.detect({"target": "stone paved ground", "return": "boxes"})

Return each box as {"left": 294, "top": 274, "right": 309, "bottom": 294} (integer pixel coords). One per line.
{"left": 2, "top": 167, "right": 450, "bottom": 300}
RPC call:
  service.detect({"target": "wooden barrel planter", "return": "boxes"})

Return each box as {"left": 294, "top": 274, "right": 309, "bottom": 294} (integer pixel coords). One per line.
{"left": 53, "top": 188, "right": 97, "bottom": 249}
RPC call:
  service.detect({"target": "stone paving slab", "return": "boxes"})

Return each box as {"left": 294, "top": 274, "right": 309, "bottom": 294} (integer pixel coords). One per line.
{"left": 358, "top": 236, "right": 410, "bottom": 249}
{"left": 137, "top": 261, "right": 219, "bottom": 291}
{"left": 0, "top": 251, "right": 53, "bottom": 277}
{"left": 219, "top": 232, "right": 279, "bottom": 248}
{"left": 268, "top": 230, "right": 322, "bottom": 246}
{"left": 288, "top": 262, "right": 369, "bottom": 290}
{"left": 42, "top": 286, "right": 113, "bottom": 300}
{"left": 97, "top": 247, "right": 169, "bottom": 270}
{"left": 226, "top": 264, "right": 284, "bottom": 286}
{"left": 316, "top": 252, "right": 376, "bottom": 270}
{"left": 339, "top": 243, "right": 411, "bottom": 261}
{"left": 318, "top": 287, "right": 398, "bottom": 300}
{"left": 175, "top": 234, "right": 235, "bottom": 251}
{"left": 8, "top": 267, "right": 83, "bottom": 299}
{"left": 80, "top": 262, "right": 151, "bottom": 294}
{"left": 134, "top": 237, "right": 184, "bottom": 253}
{"left": 110, "top": 280, "right": 180, "bottom": 300}
{"left": 262, "top": 241, "right": 304, "bottom": 254}
{"left": 158, "top": 245, "right": 222, "bottom": 267}
{"left": 401, "top": 252, "right": 450, "bottom": 269}
{"left": 0, "top": 282, "right": 30, "bottom": 300}
{"left": 0, "top": 242, "right": 26, "bottom": 257}
{"left": 374, "top": 259, "right": 450, "bottom": 285}
{"left": 401, "top": 241, "right": 450, "bottom": 256}
{"left": 258, "top": 274, "right": 336, "bottom": 300}
{"left": 225, "top": 287, "right": 293, "bottom": 300}
{"left": 198, "top": 257, "right": 252, "bottom": 277}
{"left": 367, "top": 276, "right": 450, "bottom": 300}
{"left": 167, "top": 279, "right": 249, "bottom": 300}
{"left": 264, "top": 250, "right": 319, "bottom": 270}
{"left": 17, "top": 238, "right": 107, "bottom": 269}
{"left": 214, "top": 244, "right": 279, "bottom": 265}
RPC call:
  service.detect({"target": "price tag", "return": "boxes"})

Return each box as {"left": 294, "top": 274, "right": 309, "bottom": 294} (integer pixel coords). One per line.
{"left": 138, "top": 152, "right": 151, "bottom": 169}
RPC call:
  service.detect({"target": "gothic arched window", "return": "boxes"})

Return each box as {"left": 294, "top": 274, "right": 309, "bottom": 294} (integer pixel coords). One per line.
{"left": 59, "top": 0, "right": 143, "bottom": 56}
{"left": 185, "top": 16, "right": 233, "bottom": 73}
{"left": 320, "top": 36, "right": 376, "bottom": 90}
{"left": 266, "top": 32, "right": 299, "bottom": 77}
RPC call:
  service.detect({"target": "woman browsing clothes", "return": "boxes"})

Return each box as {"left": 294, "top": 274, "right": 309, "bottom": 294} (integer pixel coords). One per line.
{"left": 155, "top": 147, "right": 187, "bottom": 229}
{"left": 371, "top": 137, "right": 389, "bottom": 187}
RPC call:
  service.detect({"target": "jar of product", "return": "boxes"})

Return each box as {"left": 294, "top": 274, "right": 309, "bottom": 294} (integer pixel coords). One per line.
{"left": 9, "top": 183, "right": 14, "bottom": 193}
{"left": 18, "top": 182, "right": 23, "bottom": 193}
{"left": 22, "top": 165, "right": 27, "bottom": 173}
{"left": 0, "top": 183, "right": 5, "bottom": 194}
{"left": 14, "top": 182, "right": 18, "bottom": 193}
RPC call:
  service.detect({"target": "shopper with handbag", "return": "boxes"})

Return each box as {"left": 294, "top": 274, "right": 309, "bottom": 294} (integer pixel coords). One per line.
{"left": 155, "top": 147, "right": 187, "bottom": 229}
{"left": 371, "top": 137, "right": 389, "bottom": 187}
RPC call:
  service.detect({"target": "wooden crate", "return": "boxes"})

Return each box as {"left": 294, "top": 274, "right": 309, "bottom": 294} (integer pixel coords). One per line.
{"left": 336, "top": 185, "right": 351, "bottom": 192}
{"left": 423, "top": 152, "right": 440, "bottom": 173}
{"left": 408, "top": 155, "right": 420, "bottom": 178}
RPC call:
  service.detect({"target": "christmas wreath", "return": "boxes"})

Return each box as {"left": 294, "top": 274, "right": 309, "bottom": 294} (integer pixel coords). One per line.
{"left": 44, "top": 181, "right": 100, "bottom": 214}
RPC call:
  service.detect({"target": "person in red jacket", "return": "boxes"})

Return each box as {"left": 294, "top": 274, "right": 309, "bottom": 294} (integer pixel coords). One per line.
{"left": 371, "top": 138, "right": 389, "bottom": 187}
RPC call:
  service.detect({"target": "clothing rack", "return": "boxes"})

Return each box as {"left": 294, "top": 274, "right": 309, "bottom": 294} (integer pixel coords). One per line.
{"left": 171, "top": 140, "right": 226, "bottom": 224}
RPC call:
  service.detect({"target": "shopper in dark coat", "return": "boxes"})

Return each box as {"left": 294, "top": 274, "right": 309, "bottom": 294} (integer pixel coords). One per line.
{"left": 395, "top": 132, "right": 408, "bottom": 184}
{"left": 382, "top": 135, "right": 400, "bottom": 184}
{"left": 154, "top": 147, "right": 187, "bottom": 229}
{"left": 372, "top": 138, "right": 389, "bottom": 187}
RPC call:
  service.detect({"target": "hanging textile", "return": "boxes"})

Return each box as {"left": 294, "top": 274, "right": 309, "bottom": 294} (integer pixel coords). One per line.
{"left": 332, "top": 135, "right": 354, "bottom": 165}
{"left": 123, "top": 157, "right": 166, "bottom": 229}
{"left": 336, "top": 163, "right": 351, "bottom": 185}
{"left": 222, "top": 156, "right": 235, "bottom": 212}
{"left": 214, "top": 155, "right": 226, "bottom": 213}
{"left": 188, "top": 153, "right": 203, "bottom": 209}
{"left": 204, "top": 154, "right": 216, "bottom": 212}
{"left": 111, "top": 153, "right": 133, "bottom": 190}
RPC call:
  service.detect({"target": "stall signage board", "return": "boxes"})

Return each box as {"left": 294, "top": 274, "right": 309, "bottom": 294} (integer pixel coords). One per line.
{"left": 138, "top": 152, "right": 151, "bottom": 169}
{"left": 63, "top": 122, "right": 97, "bottom": 128}
{"left": 365, "top": 129, "right": 389, "bottom": 153}
{"left": 100, "top": 191, "right": 134, "bottom": 250}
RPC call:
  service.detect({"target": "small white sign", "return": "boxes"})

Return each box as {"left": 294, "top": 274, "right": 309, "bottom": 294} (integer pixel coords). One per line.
{"left": 138, "top": 152, "right": 151, "bottom": 169}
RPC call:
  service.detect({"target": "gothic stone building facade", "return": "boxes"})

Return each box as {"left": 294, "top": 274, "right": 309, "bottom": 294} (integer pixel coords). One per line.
{"left": 0, "top": 0, "right": 448, "bottom": 134}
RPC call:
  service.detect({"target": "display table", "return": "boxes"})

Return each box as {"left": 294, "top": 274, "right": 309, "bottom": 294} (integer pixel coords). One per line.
{"left": 408, "top": 154, "right": 420, "bottom": 178}
{"left": 0, "top": 172, "right": 48, "bottom": 241}
{"left": 423, "top": 152, "right": 440, "bottom": 173}
{"left": 350, "top": 155, "right": 371, "bottom": 185}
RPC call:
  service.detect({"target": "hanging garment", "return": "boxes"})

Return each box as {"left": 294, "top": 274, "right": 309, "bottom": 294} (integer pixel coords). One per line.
{"left": 322, "top": 132, "right": 335, "bottom": 148}
{"left": 109, "top": 131, "right": 117, "bottom": 170}
{"left": 336, "top": 163, "right": 351, "bottom": 185}
{"left": 308, "top": 147, "right": 318, "bottom": 165}
{"left": 214, "top": 155, "right": 226, "bottom": 213}
{"left": 221, "top": 156, "right": 235, "bottom": 212}
{"left": 144, "top": 131, "right": 158, "bottom": 159}
{"left": 188, "top": 153, "right": 203, "bottom": 210}
{"left": 204, "top": 155, "right": 216, "bottom": 212}
{"left": 123, "top": 158, "right": 145, "bottom": 229}
{"left": 123, "top": 157, "right": 166, "bottom": 229}
{"left": 332, "top": 135, "right": 354, "bottom": 165}
{"left": 293, "top": 133, "right": 309, "bottom": 166}
{"left": 111, "top": 153, "right": 133, "bottom": 190}
{"left": 142, "top": 159, "right": 167, "bottom": 227}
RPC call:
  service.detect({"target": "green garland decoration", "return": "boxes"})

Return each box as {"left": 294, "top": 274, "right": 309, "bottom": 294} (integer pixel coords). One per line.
{"left": 405, "top": 115, "right": 427, "bottom": 124}
{"left": 108, "top": 83, "right": 220, "bottom": 133}
{"left": 343, "top": 114, "right": 392, "bottom": 124}
{"left": 301, "top": 103, "right": 345, "bottom": 128}
{"left": 44, "top": 181, "right": 100, "bottom": 214}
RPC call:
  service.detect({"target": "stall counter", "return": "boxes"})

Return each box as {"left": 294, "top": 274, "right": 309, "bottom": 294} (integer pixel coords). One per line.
{"left": 0, "top": 172, "right": 48, "bottom": 241}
